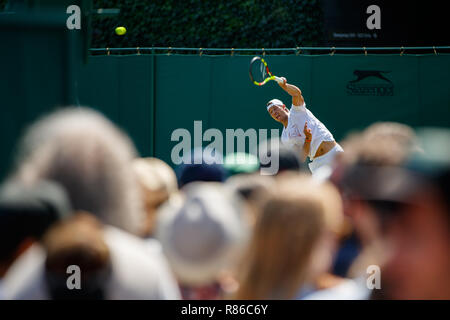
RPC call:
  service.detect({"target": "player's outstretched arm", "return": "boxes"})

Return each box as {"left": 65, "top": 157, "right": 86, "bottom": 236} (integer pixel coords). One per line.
{"left": 278, "top": 77, "right": 305, "bottom": 107}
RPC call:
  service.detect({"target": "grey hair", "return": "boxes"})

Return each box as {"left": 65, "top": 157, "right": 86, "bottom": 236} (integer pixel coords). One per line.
{"left": 11, "top": 107, "right": 144, "bottom": 234}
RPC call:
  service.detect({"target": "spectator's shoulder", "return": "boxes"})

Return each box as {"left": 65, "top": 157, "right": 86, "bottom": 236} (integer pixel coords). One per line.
{"left": 2, "top": 244, "right": 48, "bottom": 300}
{"left": 103, "top": 226, "right": 180, "bottom": 300}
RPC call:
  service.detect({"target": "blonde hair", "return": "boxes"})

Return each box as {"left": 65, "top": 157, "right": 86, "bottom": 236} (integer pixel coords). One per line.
{"left": 132, "top": 157, "right": 177, "bottom": 195}
{"left": 339, "top": 122, "right": 420, "bottom": 168}
{"left": 235, "top": 173, "right": 343, "bottom": 300}
{"left": 132, "top": 157, "right": 178, "bottom": 236}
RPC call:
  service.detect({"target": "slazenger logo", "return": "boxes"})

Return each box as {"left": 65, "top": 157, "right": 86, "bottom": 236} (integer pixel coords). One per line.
{"left": 347, "top": 70, "right": 394, "bottom": 96}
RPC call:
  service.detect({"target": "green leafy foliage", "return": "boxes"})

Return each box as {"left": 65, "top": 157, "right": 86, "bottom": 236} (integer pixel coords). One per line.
{"left": 0, "top": 0, "right": 323, "bottom": 48}
{"left": 92, "top": 0, "right": 323, "bottom": 48}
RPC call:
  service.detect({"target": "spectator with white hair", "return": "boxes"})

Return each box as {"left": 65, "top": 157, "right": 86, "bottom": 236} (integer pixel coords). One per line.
{"left": 3, "top": 107, "right": 180, "bottom": 300}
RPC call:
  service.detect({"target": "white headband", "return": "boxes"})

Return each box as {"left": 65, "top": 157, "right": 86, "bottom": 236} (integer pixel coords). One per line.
{"left": 266, "top": 99, "right": 283, "bottom": 111}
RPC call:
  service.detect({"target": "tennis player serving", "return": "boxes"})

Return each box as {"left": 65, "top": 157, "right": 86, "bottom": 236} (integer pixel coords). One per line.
{"left": 267, "top": 77, "right": 343, "bottom": 175}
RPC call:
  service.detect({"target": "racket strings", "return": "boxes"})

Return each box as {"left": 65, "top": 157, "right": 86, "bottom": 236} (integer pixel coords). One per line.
{"left": 249, "top": 57, "right": 274, "bottom": 85}
{"left": 252, "top": 61, "right": 267, "bottom": 83}
{"left": 260, "top": 62, "right": 266, "bottom": 80}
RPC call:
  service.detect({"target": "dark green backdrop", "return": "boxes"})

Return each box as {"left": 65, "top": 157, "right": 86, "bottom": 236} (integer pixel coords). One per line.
{"left": 1, "top": 53, "right": 450, "bottom": 178}
{"left": 77, "top": 53, "right": 450, "bottom": 168}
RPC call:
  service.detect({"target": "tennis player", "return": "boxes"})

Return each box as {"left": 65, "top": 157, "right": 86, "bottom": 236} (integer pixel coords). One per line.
{"left": 266, "top": 77, "right": 343, "bottom": 175}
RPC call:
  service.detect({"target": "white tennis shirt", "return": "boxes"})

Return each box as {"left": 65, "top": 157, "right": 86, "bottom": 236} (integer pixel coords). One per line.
{"left": 281, "top": 103, "right": 335, "bottom": 159}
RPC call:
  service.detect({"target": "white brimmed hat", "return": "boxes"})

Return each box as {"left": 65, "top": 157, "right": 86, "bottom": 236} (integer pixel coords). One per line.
{"left": 156, "top": 182, "right": 249, "bottom": 286}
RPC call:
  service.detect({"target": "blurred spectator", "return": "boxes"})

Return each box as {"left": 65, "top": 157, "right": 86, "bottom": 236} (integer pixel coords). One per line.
{"left": 177, "top": 148, "right": 227, "bottom": 188}
{"left": 43, "top": 212, "right": 111, "bottom": 300}
{"left": 258, "top": 138, "right": 305, "bottom": 175}
{"left": 308, "top": 122, "right": 420, "bottom": 299}
{"left": 235, "top": 173, "right": 343, "bottom": 299}
{"left": 225, "top": 174, "right": 275, "bottom": 227}
{"left": 156, "top": 182, "right": 249, "bottom": 299}
{"left": 362, "top": 121, "right": 420, "bottom": 162}
{"left": 131, "top": 157, "right": 181, "bottom": 295}
{"left": 0, "top": 181, "right": 71, "bottom": 298}
{"left": 381, "top": 128, "right": 450, "bottom": 299}
{"left": 132, "top": 157, "right": 178, "bottom": 237}
{"left": 330, "top": 122, "right": 419, "bottom": 279}
{"left": 12, "top": 107, "right": 143, "bottom": 233}
{"left": 223, "top": 152, "right": 260, "bottom": 176}
{"left": 4, "top": 107, "right": 180, "bottom": 299}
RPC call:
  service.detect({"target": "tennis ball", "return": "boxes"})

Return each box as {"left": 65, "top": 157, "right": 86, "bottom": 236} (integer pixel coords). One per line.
{"left": 115, "top": 26, "right": 126, "bottom": 36}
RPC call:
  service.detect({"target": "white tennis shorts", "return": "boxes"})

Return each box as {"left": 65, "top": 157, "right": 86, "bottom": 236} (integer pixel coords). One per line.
{"left": 308, "top": 143, "right": 344, "bottom": 176}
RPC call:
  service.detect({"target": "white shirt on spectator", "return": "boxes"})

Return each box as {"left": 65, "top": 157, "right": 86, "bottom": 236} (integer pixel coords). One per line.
{"left": 2, "top": 226, "right": 181, "bottom": 300}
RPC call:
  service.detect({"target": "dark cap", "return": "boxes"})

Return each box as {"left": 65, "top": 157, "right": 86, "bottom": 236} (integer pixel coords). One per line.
{"left": 177, "top": 148, "right": 227, "bottom": 188}
{"left": 0, "top": 180, "right": 72, "bottom": 260}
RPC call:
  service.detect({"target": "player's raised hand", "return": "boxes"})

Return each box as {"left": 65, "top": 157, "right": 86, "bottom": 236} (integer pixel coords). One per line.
{"left": 304, "top": 122, "right": 312, "bottom": 142}
{"left": 278, "top": 77, "right": 287, "bottom": 87}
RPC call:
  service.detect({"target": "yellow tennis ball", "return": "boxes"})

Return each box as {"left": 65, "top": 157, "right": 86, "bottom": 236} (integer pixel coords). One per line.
{"left": 115, "top": 26, "right": 126, "bottom": 36}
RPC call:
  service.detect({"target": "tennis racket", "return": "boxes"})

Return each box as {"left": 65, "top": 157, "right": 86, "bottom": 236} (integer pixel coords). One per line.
{"left": 249, "top": 56, "right": 283, "bottom": 86}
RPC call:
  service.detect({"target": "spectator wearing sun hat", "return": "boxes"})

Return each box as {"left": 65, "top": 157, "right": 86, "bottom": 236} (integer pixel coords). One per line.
{"left": 156, "top": 182, "right": 250, "bottom": 299}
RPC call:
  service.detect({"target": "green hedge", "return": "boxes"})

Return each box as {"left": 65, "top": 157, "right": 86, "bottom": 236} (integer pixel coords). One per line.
{"left": 92, "top": 0, "right": 323, "bottom": 48}
{"left": 1, "top": 0, "right": 323, "bottom": 48}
